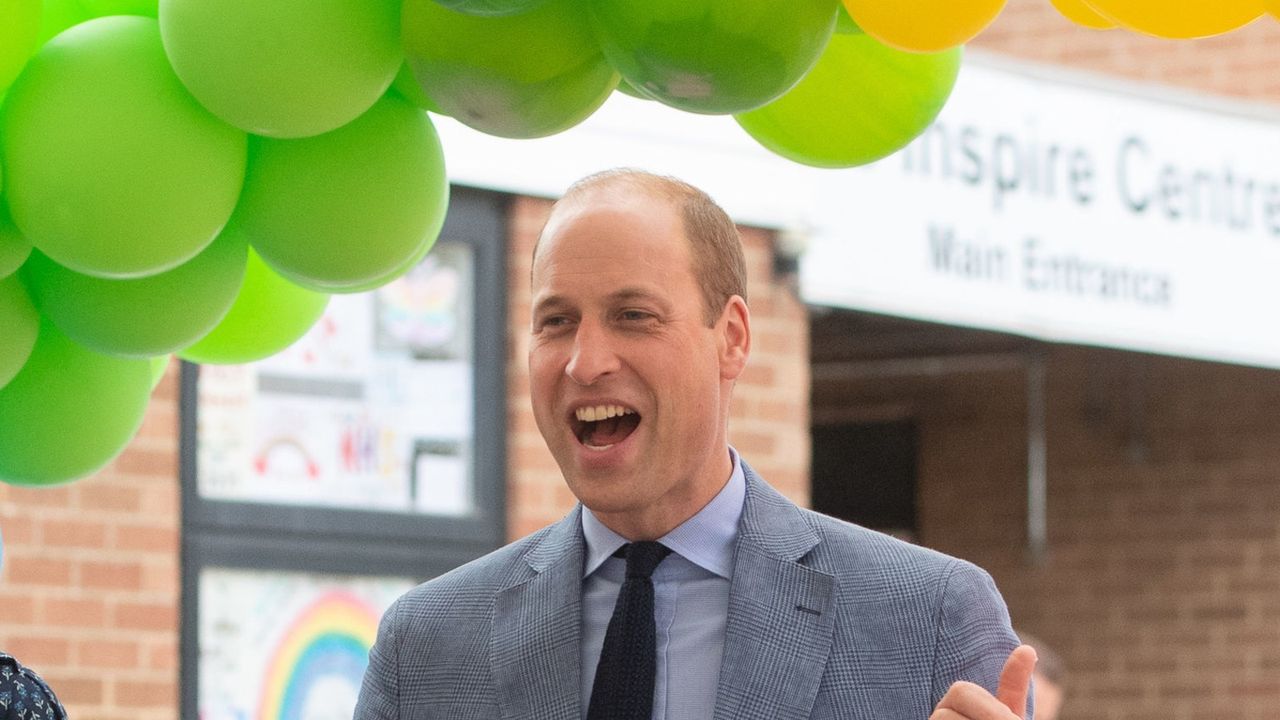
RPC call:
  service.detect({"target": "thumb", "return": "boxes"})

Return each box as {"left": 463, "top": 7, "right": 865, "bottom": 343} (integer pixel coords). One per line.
{"left": 996, "top": 644, "right": 1038, "bottom": 718}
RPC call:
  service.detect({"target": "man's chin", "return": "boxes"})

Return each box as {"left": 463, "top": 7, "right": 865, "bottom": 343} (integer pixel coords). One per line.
{"left": 562, "top": 467, "right": 641, "bottom": 509}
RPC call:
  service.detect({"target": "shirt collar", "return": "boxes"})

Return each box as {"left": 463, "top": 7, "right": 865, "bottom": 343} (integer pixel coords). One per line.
{"left": 581, "top": 447, "right": 745, "bottom": 580}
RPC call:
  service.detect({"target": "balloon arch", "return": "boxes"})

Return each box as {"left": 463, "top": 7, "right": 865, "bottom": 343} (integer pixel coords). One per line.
{"left": 0, "top": 0, "right": 1277, "bottom": 487}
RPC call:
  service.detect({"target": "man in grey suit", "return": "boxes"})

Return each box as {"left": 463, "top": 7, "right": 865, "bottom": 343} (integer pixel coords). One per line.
{"left": 356, "top": 169, "right": 1035, "bottom": 720}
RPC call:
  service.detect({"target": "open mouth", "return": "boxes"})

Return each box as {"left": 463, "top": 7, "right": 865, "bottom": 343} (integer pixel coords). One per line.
{"left": 571, "top": 404, "right": 641, "bottom": 450}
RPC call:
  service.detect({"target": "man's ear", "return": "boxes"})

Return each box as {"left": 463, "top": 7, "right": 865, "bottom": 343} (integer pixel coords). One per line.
{"left": 717, "top": 295, "right": 751, "bottom": 381}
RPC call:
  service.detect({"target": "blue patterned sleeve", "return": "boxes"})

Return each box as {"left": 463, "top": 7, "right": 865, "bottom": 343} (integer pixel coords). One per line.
{"left": 927, "top": 560, "right": 1031, "bottom": 717}
{"left": 0, "top": 653, "right": 67, "bottom": 720}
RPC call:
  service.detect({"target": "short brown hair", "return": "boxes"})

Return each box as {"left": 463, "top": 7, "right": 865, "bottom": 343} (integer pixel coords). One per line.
{"left": 543, "top": 168, "right": 747, "bottom": 326}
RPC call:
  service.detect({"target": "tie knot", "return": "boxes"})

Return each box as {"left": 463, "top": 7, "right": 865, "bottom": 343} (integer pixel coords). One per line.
{"left": 621, "top": 541, "right": 671, "bottom": 579}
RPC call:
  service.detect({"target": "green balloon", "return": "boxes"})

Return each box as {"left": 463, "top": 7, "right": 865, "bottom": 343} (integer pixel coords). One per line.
{"left": 160, "top": 0, "right": 400, "bottom": 138}
{"left": 336, "top": 214, "right": 443, "bottom": 294}
{"left": 39, "top": 0, "right": 158, "bottom": 44}
{"left": 1, "top": 17, "right": 247, "bottom": 279}
{"left": 79, "top": 0, "right": 155, "bottom": 15}
{"left": 589, "top": 0, "right": 837, "bottom": 115}
{"left": 235, "top": 96, "right": 449, "bottom": 294}
{"left": 0, "top": 0, "right": 41, "bottom": 94}
{"left": 0, "top": 274, "right": 39, "bottom": 390}
{"left": 36, "top": 0, "right": 152, "bottom": 45}
{"left": 178, "top": 249, "right": 329, "bottom": 365}
{"left": 0, "top": 318, "right": 151, "bottom": 485}
{"left": 430, "top": 0, "right": 549, "bottom": 14}
{"left": 402, "top": 0, "right": 617, "bottom": 138}
{"left": 735, "top": 33, "right": 961, "bottom": 168}
{"left": 0, "top": 205, "right": 33, "bottom": 279}
{"left": 20, "top": 227, "right": 247, "bottom": 357}
{"left": 38, "top": 0, "right": 87, "bottom": 44}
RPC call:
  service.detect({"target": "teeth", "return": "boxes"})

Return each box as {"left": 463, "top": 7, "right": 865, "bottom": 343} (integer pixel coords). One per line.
{"left": 575, "top": 405, "right": 635, "bottom": 422}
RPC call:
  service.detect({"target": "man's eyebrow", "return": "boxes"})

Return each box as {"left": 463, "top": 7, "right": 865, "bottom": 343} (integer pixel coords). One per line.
{"left": 531, "top": 294, "right": 572, "bottom": 316}
{"left": 609, "top": 287, "right": 665, "bottom": 304}
{"left": 533, "top": 287, "right": 667, "bottom": 313}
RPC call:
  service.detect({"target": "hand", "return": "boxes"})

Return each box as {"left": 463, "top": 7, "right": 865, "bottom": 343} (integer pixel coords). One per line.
{"left": 930, "top": 644, "right": 1037, "bottom": 720}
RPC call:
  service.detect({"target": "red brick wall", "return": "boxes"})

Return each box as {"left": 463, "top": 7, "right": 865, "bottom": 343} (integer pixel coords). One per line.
{"left": 505, "top": 195, "right": 810, "bottom": 541}
{"left": 0, "top": 360, "right": 179, "bottom": 720}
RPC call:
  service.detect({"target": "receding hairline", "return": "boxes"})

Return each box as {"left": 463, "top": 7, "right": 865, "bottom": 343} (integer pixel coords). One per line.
{"left": 536, "top": 169, "right": 695, "bottom": 249}
{"left": 533, "top": 168, "right": 748, "bottom": 326}
{"left": 562, "top": 168, "right": 697, "bottom": 204}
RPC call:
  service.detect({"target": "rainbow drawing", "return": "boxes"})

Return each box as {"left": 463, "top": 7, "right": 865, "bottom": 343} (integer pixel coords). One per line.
{"left": 257, "top": 592, "right": 381, "bottom": 720}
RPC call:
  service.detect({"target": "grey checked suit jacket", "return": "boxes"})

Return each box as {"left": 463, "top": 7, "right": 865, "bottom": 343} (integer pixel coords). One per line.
{"left": 355, "top": 462, "right": 1021, "bottom": 719}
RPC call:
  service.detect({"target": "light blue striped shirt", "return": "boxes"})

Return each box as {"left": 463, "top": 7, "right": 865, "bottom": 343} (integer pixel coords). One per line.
{"left": 580, "top": 448, "right": 746, "bottom": 720}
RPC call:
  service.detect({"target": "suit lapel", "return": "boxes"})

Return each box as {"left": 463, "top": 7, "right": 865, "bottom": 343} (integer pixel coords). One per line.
{"left": 714, "top": 467, "right": 837, "bottom": 720}
{"left": 492, "top": 508, "right": 584, "bottom": 720}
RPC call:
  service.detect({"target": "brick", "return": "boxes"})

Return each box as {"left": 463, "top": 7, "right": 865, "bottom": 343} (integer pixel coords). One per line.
{"left": 81, "top": 560, "right": 144, "bottom": 591}
{"left": 5, "top": 556, "right": 74, "bottom": 586}
{"left": 727, "top": 430, "right": 778, "bottom": 456}
{"left": 77, "top": 481, "right": 143, "bottom": 514}
{"left": 76, "top": 639, "right": 140, "bottom": 669}
{"left": 144, "top": 640, "right": 178, "bottom": 672}
{"left": 137, "top": 486, "right": 180, "bottom": 517}
{"left": 39, "top": 673, "right": 103, "bottom": 705}
{"left": 115, "top": 525, "right": 178, "bottom": 554}
{"left": 4, "top": 635, "right": 70, "bottom": 666}
{"left": 42, "top": 518, "right": 108, "bottom": 549}
{"left": 3, "top": 486, "right": 74, "bottom": 509}
{"left": 112, "top": 448, "right": 176, "bottom": 477}
{"left": 42, "top": 596, "right": 108, "bottom": 628}
{"left": 0, "top": 592, "right": 36, "bottom": 623}
{"left": 0, "top": 515, "right": 37, "bottom": 544}
{"left": 112, "top": 602, "right": 177, "bottom": 632}
{"left": 115, "top": 679, "right": 176, "bottom": 708}
{"left": 739, "top": 365, "right": 776, "bottom": 387}
{"left": 140, "top": 562, "right": 180, "bottom": 595}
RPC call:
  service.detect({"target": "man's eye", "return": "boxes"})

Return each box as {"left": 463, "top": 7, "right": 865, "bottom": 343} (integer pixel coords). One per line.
{"left": 540, "top": 316, "right": 571, "bottom": 329}
{"left": 618, "top": 310, "right": 654, "bottom": 322}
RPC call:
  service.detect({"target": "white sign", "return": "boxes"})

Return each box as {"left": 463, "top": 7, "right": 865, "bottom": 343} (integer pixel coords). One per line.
{"left": 434, "top": 54, "right": 1280, "bottom": 370}
{"left": 802, "top": 58, "right": 1280, "bottom": 370}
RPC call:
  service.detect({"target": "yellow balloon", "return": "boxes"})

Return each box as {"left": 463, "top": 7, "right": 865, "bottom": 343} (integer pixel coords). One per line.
{"left": 1086, "top": 0, "right": 1263, "bottom": 38}
{"left": 1051, "top": 0, "right": 1117, "bottom": 29}
{"left": 842, "top": 0, "right": 1006, "bottom": 52}
{"left": 1265, "top": 0, "right": 1279, "bottom": 18}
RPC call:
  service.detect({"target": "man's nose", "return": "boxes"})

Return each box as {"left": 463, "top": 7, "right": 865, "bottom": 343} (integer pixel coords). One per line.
{"left": 565, "top": 321, "right": 620, "bottom": 385}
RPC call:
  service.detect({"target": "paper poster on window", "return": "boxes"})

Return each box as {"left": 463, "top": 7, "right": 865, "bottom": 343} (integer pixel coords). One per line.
{"left": 198, "top": 567, "right": 414, "bottom": 720}
{"left": 196, "top": 242, "right": 476, "bottom": 516}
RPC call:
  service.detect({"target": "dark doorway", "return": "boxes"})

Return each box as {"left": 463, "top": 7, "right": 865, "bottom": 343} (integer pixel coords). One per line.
{"left": 811, "top": 420, "right": 918, "bottom": 539}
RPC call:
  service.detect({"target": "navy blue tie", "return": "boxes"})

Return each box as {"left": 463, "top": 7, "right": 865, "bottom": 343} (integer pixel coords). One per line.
{"left": 587, "top": 541, "right": 673, "bottom": 720}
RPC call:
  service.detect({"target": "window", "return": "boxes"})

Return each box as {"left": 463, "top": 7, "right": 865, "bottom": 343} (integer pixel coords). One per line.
{"left": 178, "top": 187, "right": 508, "bottom": 718}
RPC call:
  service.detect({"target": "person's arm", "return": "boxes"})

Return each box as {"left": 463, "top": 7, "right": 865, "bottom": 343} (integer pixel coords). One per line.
{"left": 354, "top": 599, "right": 402, "bottom": 720}
{"left": 926, "top": 560, "right": 1032, "bottom": 719}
